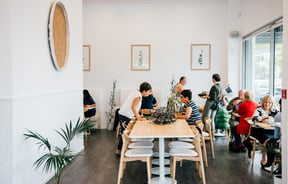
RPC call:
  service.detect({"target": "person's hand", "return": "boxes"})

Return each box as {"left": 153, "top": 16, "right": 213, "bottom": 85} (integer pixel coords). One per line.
{"left": 137, "top": 117, "right": 147, "bottom": 121}
{"left": 262, "top": 116, "right": 269, "bottom": 124}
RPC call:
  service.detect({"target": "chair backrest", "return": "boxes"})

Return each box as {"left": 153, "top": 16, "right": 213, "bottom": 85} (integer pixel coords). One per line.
{"left": 193, "top": 133, "right": 202, "bottom": 156}
{"left": 204, "top": 118, "right": 212, "bottom": 134}
{"left": 121, "top": 131, "right": 130, "bottom": 155}
{"left": 244, "top": 117, "right": 253, "bottom": 137}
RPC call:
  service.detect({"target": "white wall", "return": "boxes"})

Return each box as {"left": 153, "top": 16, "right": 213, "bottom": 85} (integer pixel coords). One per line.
{"left": 83, "top": 0, "right": 229, "bottom": 128}
{"left": 0, "top": 1, "right": 13, "bottom": 183}
{"left": 281, "top": 0, "right": 288, "bottom": 182}
{"left": 0, "top": 0, "right": 84, "bottom": 183}
{"left": 240, "top": 0, "right": 283, "bottom": 36}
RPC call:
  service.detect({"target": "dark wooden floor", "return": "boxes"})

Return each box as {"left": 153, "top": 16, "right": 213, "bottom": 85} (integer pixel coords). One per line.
{"left": 47, "top": 129, "right": 275, "bottom": 184}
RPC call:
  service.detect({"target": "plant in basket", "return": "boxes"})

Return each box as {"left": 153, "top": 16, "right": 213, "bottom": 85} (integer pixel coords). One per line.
{"left": 151, "top": 107, "right": 176, "bottom": 125}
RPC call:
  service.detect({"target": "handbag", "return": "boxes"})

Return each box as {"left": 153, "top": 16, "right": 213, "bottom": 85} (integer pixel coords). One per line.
{"left": 210, "top": 100, "right": 219, "bottom": 110}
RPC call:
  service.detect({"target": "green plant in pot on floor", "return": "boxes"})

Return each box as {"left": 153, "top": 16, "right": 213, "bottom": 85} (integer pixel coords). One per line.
{"left": 24, "top": 118, "right": 95, "bottom": 184}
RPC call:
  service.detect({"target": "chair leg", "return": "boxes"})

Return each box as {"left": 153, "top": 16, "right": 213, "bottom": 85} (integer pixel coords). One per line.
{"left": 146, "top": 157, "right": 151, "bottom": 184}
{"left": 210, "top": 139, "right": 215, "bottom": 159}
{"left": 270, "top": 160, "right": 275, "bottom": 177}
{"left": 116, "top": 124, "right": 120, "bottom": 138}
{"left": 202, "top": 142, "right": 208, "bottom": 167}
{"left": 251, "top": 140, "right": 256, "bottom": 166}
{"left": 172, "top": 157, "right": 176, "bottom": 184}
{"left": 199, "top": 160, "right": 206, "bottom": 184}
{"left": 117, "top": 160, "right": 124, "bottom": 184}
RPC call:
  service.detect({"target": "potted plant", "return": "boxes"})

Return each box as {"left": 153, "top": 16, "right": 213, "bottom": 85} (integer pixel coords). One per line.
{"left": 23, "top": 118, "right": 95, "bottom": 184}
{"left": 167, "top": 74, "right": 182, "bottom": 113}
{"left": 106, "top": 80, "right": 117, "bottom": 130}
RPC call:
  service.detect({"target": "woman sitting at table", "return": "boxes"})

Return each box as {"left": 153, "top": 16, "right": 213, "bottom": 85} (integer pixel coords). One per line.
{"left": 174, "top": 90, "right": 202, "bottom": 128}
{"left": 115, "top": 82, "right": 152, "bottom": 155}
{"left": 244, "top": 95, "right": 279, "bottom": 168}
{"left": 83, "top": 89, "right": 96, "bottom": 118}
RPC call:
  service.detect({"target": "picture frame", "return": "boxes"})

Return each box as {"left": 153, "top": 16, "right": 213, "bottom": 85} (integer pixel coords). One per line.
{"left": 191, "top": 44, "right": 211, "bottom": 70}
{"left": 131, "top": 44, "right": 151, "bottom": 71}
{"left": 83, "top": 45, "right": 91, "bottom": 71}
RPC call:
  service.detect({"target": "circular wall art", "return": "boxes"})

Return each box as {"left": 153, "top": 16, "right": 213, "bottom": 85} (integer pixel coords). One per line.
{"left": 48, "top": 1, "right": 69, "bottom": 71}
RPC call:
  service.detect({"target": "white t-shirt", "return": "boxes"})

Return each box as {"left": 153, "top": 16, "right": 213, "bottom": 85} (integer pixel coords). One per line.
{"left": 119, "top": 91, "right": 142, "bottom": 119}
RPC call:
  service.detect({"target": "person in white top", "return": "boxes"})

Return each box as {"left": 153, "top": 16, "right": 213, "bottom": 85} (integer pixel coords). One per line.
{"left": 115, "top": 82, "right": 152, "bottom": 155}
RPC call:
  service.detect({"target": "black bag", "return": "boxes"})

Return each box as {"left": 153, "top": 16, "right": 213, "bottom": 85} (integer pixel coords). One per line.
{"left": 210, "top": 100, "right": 219, "bottom": 110}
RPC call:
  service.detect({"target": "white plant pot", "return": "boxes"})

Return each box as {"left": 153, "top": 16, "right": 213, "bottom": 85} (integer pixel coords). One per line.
{"left": 107, "top": 122, "right": 113, "bottom": 131}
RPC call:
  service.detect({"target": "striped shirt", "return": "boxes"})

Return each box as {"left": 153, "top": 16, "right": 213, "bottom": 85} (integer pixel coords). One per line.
{"left": 185, "top": 100, "right": 201, "bottom": 125}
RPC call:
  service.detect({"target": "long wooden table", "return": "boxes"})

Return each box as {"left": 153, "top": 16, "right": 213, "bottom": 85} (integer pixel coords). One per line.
{"left": 129, "top": 119, "right": 194, "bottom": 184}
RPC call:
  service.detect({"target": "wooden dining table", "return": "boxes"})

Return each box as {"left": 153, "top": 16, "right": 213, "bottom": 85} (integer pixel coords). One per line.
{"left": 129, "top": 119, "right": 194, "bottom": 184}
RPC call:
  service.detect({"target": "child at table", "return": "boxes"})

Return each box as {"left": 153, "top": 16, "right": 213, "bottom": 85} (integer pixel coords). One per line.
{"left": 115, "top": 82, "right": 153, "bottom": 155}
{"left": 174, "top": 90, "right": 202, "bottom": 130}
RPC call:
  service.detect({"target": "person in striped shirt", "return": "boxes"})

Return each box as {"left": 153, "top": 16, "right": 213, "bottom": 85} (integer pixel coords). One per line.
{"left": 175, "top": 89, "right": 201, "bottom": 126}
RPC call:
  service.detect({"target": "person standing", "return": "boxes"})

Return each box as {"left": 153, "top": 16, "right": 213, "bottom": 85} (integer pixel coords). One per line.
{"left": 115, "top": 82, "right": 152, "bottom": 155}
{"left": 201, "top": 73, "right": 222, "bottom": 136}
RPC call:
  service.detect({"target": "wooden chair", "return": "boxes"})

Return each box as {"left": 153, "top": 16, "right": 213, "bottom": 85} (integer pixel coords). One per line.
{"left": 204, "top": 118, "right": 215, "bottom": 159}
{"left": 169, "top": 132, "right": 206, "bottom": 184}
{"left": 177, "top": 124, "right": 208, "bottom": 167}
{"left": 117, "top": 131, "right": 153, "bottom": 184}
{"left": 270, "top": 149, "right": 281, "bottom": 176}
{"left": 244, "top": 118, "right": 263, "bottom": 166}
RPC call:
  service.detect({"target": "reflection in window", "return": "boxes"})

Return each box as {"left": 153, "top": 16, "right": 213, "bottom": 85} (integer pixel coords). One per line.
{"left": 243, "top": 25, "right": 282, "bottom": 104}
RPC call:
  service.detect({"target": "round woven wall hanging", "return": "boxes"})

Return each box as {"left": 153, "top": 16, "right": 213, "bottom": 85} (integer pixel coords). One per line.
{"left": 48, "top": 1, "right": 69, "bottom": 71}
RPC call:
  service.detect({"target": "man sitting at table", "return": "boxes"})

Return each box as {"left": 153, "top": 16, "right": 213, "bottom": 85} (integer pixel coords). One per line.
{"left": 174, "top": 90, "right": 202, "bottom": 129}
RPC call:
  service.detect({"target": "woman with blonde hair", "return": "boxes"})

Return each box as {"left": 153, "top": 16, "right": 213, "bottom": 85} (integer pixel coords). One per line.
{"left": 245, "top": 95, "right": 280, "bottom": 168}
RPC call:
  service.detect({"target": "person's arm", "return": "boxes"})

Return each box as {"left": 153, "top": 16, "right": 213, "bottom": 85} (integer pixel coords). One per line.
{"left": 131, "top": 97, "right": 146, "bottom": 121}
{"left": 175, "top": 106, "right": 192, "bottom": 119}
{"left": 252, "top": 108, "right": 268, "bottom": 122}
{"left": 84, "top": 97, "right": 96, "bottom": 110}
{"left": 152, "top": 96, "right": 157, "bottom": 107}
{"left": 226, "top": 97, "right": 237, "bottom": 111}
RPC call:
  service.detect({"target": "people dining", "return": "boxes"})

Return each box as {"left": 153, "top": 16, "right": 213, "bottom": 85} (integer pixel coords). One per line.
{"left": 173, "top": 76, "right": 187, "bottom": 94}
{"left": 141, "top": 94, "right": 157, "bottom": 109}
{"left": 226, "top": 89, "right": 245, "bottom": 150}
{"left": 244, "top": 95, "right": 280, "bottom": 168}
{"left": 83, "top": 89, "right": 96, "bottom": 118}
{"left": 174, "top": 89, "right": 202, "bottom": 126}
{"left": 237, "top": 91, "right": 258, "bottom": 138}
{"left": 115, "top": 82, "right": 152, "bottom": 155}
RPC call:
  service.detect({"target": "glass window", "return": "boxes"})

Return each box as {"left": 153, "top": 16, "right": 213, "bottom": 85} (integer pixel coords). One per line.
{"left": 243, "top": 25, "right": 283, "bottom": 104}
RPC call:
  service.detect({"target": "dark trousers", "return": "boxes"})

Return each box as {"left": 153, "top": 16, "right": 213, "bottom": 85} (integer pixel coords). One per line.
{"left": 117, "top": 114, "right": 131, "bottom": 150}
{"left": 113, "top": 108, "right": 120, "bottom": 130}
{"left": 250, "top": 127, "right": 272, "bottom": 144}
{"left": 231, "top": 125, "right": 242, "bottom": 146}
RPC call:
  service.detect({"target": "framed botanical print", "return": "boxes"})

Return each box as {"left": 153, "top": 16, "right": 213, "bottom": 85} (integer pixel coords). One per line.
{"left": 131, "top": 44, "right": 151, "bottom": 71}
{"left": 191, "top": 44, "right": 211, "bottom": 70}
